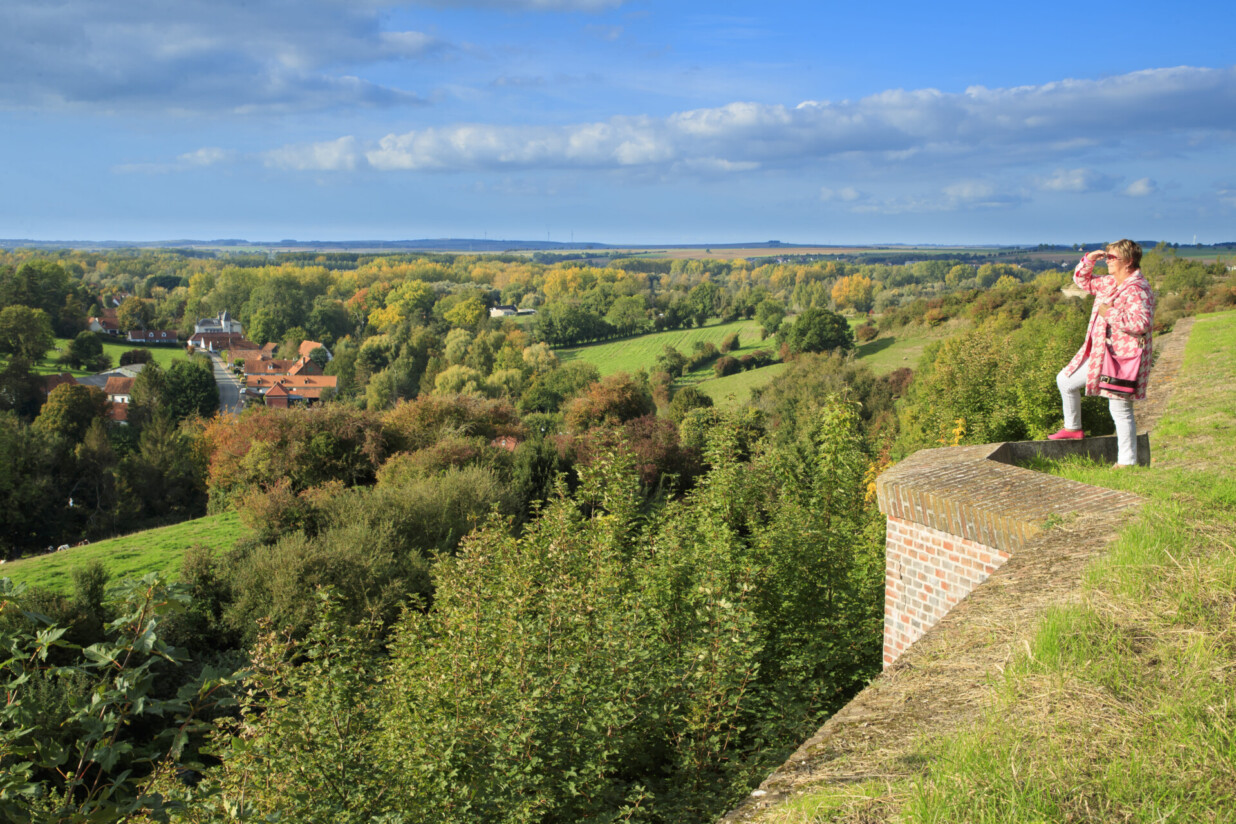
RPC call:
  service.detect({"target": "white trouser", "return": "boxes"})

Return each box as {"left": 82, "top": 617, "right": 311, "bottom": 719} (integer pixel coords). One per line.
{"left": 1056, "top": 367, "right": 1138, "bottom": 465}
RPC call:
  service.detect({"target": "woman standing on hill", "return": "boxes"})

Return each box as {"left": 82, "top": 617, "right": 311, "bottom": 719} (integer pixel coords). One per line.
{"left": 1048, "top": 239, "right": 1156, "bottom": 467}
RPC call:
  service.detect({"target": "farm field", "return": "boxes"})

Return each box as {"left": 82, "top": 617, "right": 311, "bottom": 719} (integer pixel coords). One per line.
{"left": 556, "top": 318, "right": 771, "bottom": 376}
{"left": 2, "top": 511, "right": 244, "bottom": 595}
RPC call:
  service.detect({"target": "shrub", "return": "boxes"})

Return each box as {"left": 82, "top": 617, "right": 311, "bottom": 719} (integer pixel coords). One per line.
{"left": 854, "top": 323, "right": 878, "bottom": 342}
{"left": 713, "top": 355, "right": 741, "bottom": 377}
{"left": 119, "top": 348, "right": 153, "bottom": 366}
{"left": 668, "top": 385, "right": 714, "bottom": 423}
{"left": 719, "top": 331, "right": 740, "bottom": 353}
{"left": 562, "top": 372, "right": 655, "bottom": 432}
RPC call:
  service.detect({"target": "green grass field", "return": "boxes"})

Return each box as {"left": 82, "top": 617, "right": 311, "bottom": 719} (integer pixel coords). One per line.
{"left": 556, "top": 318, "right": 770, "bottom": 376}
{"left": 27, "top": 336, "right": 193, "bottom": 376}
{"left": 2, "top": 511, "right": 245, "bottom": 594}
{"left": 770, "top": 310, "right": 1236, "bottom": 823}
{"left": 557, "top": 315, "right": 956, "bottom": 409}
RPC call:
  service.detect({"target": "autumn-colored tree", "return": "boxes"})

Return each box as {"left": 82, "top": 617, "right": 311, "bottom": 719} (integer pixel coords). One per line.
{"left": 562, "top": 372, "right": 655, "bottom": 433}
{"left": 831, "top": 274, "right": 875, "bottom": 313}
{"left": 443, "top": 295, "right": 487, "bottom": 330}
{"left": 116, "top": 295, "right": 153, "bottom": 331}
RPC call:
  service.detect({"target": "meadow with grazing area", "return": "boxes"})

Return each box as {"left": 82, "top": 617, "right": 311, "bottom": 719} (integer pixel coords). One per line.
{"left": 556, "top": 317, "right": 769, "bottom": 375}
{"left": 30, "top": 335, "right": 194, "bottom": 376}
{"left": 2, "top": 511, "right": 243, "bottom": 594}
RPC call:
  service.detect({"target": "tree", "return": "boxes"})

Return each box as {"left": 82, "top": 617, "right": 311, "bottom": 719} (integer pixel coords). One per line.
{"left": 34, "top": 383, "right": 111, "bottom": 442}
{"left": 165, "top": 358, "right": 220, "bottom": 421}
{"left": 831, "top": 275, "right": 875, "bottom": 313}
{"left": 65, "top": 330, "right": 107, "bottom": 370}
{"left": 0, "top": 357, "right": 44, "bottom": 419}
{"left": 668, "top": 385, "right": 714, "bottom": 423}
{"left": 0, "top": 305, "right": 55, "bottom": 362}
{"left": 755, "top": 299, "right": 786, "bottom": 340}
{"left": 780, "top": 307, "right": 854, "bottom": 356}
{"left": 128, "top": 359, "right": 167, "bottom": 429}
{"left": 686, "top": 281, "right": 722, "bottom": 326}
{"left": 604, "top": 295, "right": 652, "bottom": 337}
{"left": 116, "top": 296, "right": 153, "bottom": 331}
{"left": 308, "top": 346, "right": 331, "bottom": 371}
{"left": 562, "top": 372, "right": 655, "bottom": 432}
{"left": 443, "top": 295, "right": 487, "bottom": 330}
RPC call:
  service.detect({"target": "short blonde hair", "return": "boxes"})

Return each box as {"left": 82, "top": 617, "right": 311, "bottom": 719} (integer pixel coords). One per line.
{"left": 1106, "top": 239, "right": 1142, "bottom": 269}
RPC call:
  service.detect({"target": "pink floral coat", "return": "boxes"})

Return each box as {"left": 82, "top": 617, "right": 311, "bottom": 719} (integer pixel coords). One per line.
{"left": 1063, "top": 256, "right": 1156, "bottom": 400}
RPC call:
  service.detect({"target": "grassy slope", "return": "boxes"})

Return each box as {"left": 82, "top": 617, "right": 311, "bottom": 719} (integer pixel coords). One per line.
{"left": 556, "top": 318, "right": 769, "bottom": 375}
{"left": 558, "top": 316, "right": 958, "bottom": 410}
{"left": 778, "top": 310, "right": 1236, "bottom": 823}
{"left": 2, "top": 511, "right": 244, "bottom": 594}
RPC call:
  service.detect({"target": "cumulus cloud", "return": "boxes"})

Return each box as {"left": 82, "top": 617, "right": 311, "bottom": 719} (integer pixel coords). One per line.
{"left": 1123, "top": 177, "right": 1158, "bottom": 197}
{"left": 1036, "top": 167, "right": 1117, "bottom": 192}
{"left": 264, "top": 65, "right": 1236, "bottom": 174}
{"left": 0, "top": 1, "right": 442, "bottom": 112}
{"left": 265, "top": 137, "right": 361, "bottom": 171}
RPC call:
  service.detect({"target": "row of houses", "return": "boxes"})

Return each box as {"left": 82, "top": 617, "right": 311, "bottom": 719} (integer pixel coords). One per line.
{"left": 221, "top": 339, "right": 337, "bottom": 408}
{"left": 88, "top": 308, "right": 244, "bottom": 346}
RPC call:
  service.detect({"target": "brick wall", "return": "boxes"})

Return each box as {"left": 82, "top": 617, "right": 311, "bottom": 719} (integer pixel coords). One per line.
{"left": 884, "top": 516, "right": 1010, "bottom": 666}
{"left": 876, "top": 435, "right": 1145, "bottom": 667}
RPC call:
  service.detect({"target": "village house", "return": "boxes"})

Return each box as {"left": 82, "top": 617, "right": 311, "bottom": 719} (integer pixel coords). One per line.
{"left": 126, "top": 329, "right": 178, "bottom": 345}
{"left": 87, "top": 307, "right": 122, "bottom": 335}
{"left": 194, "top": 310, "right": 244, "bottom": 336}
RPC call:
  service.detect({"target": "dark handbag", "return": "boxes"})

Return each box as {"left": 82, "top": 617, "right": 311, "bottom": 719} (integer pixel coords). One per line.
{"left": 1098, "top": 323, "right": 1142, "bottom": 395}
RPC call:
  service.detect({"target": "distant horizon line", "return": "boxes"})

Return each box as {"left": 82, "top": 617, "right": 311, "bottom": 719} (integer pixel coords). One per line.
{"left": 4, "top": 237, "right": 1229, "bottom": 253}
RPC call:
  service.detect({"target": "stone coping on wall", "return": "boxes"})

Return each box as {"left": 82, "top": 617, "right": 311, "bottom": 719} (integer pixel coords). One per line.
{"left": 875, "top": 434, "right": 1147, "bottom": 558}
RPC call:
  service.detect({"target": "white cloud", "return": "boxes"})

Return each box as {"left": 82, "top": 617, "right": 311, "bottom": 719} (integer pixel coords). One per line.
{"left": 264, "top": 65, "right": 1236, "bottom": 175}
{"left": 178, "top": 147, "right": 231, "bottom": 167}
{"left": 264, "top": 137, "right": 360, "bottom": 171}
{"left": 820, "top": 186, "right": 861, "bottom": 202}
{"left": 0, "top": 1, "right": 442, "bottom": 113}
{"left": 1036, "top": 168, "right": 1117, "bottom": 193}
{"left": 1123, "top": 177, "right": 1158, "bottom": 197}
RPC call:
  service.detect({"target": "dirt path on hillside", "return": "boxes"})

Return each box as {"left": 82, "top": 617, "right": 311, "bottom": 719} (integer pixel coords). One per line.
{"left": 721, "top": 317, "right": 1196, "bottom": 823}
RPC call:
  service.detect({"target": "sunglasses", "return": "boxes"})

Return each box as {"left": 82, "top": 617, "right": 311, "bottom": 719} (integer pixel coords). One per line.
{"left": 1105, "top": 253, "right": 1122, "bottom": 260}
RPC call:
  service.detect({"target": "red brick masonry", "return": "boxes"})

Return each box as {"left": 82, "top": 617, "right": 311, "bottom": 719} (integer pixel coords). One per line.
{"left": 876, "top": 438, "right": 1144, "bottom": 667}
{"left": 884, "top": 516, "right": 1010, "bottom": 666}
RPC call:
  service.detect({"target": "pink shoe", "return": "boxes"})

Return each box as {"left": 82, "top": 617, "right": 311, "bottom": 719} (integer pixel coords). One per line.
{"left": 1047, "top": 428, "right": 1085, "bottom": 440}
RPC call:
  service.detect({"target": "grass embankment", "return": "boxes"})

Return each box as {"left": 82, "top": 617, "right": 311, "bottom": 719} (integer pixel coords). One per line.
{"left": 2, "top": 511, "right": 244, "bottom": 594}
{"left": 774, "top": 310, "right": 1236, "bottom": 823}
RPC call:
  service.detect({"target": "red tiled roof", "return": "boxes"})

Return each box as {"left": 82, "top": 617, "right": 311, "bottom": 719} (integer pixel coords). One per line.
{"left": 189, "top": 332, "right": 258, "bottom": 350}
{"left": 109, "top": 403, "right": 129, "bottom": 422}
{"left": 298, "top": 340, "right": 326, "bottom": 358}
{"left": 41, "top": 373, "right": 78, "bottom": 396}
{"left": 104, "top": 376, "right": 134, "bottom": 396}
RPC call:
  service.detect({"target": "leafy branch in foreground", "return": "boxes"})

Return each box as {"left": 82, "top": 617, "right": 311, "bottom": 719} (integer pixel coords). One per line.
{"left": 0, "top": 574, "right": 244, "bottom": 824}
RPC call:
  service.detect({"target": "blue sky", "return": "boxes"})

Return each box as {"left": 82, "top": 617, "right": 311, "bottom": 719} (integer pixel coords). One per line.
{"left": 3, "top": 0, "right": 1234, "bottom": 245}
